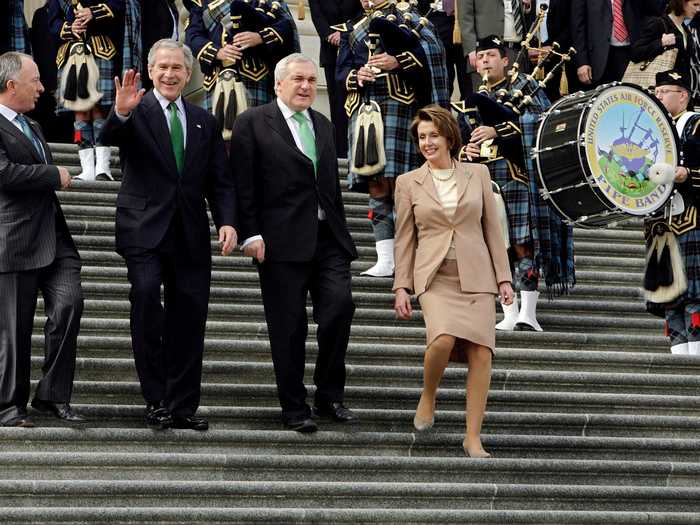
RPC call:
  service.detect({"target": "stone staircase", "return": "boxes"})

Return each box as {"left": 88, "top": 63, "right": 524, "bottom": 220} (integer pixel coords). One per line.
{"left": 1, "top": 143, "right": 700, "bottom": 524}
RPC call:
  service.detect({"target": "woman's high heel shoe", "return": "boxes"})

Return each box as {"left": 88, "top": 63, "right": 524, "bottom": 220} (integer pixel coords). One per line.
{"left": 413, "top": 413, "right": 434, "bottom": 431}
{"left": 463, "top": 440, "right": 491, "bottom": 458}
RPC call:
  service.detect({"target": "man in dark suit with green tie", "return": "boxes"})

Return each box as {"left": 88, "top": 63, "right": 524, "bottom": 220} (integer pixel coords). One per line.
{"left": 100, "top": 39, "right": 238, "bottom": 431}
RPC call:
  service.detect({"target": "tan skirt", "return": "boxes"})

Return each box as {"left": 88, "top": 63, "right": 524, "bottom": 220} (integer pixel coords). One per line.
{"left": 418, "top": 259, "right": 496, "bottom": 363}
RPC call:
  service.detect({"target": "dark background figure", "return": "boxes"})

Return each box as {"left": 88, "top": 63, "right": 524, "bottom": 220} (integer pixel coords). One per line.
{"left": 417, "top": 0, "right": 471, "bottom": 99}
{"left": 231, "top": 54, "right": 358, "bottom": 433}
{"left": 140, "top": 0, "right": 181, "bottom": 91}
{"left": 308, "top": 0, "right": 362, "bottom": 157}
{"left": 100, "top": 40, "right": 238, "bottom": 432}
{"left": 0, "top": 52, "right": 84, "bottom": 428}
{"left": 631, "top": 0, "right": 700, "bottom": 101}
{"left": 571, "top": 0, "right": 662, "bottom": 88}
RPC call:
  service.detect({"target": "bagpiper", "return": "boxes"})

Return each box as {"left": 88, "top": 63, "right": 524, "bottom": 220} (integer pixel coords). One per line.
{"left": 645, "top": 70, "right": 700, "bottom": 356}
{"left": 337, "top": 0, "right": 449, "bottom": 277}
{"left": 186, "top": 0, "right": 300, "bottom": 139}
{"left": 48, "top": 0, "right": 125, "bottom": 181}
{"left": 457, "top": 35, "right": 575, "bottom": 331}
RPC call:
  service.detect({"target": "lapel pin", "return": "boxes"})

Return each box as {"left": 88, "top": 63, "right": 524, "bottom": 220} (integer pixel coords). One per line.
{"left": 196, "top": 124, "right": 202, "bottom": 129}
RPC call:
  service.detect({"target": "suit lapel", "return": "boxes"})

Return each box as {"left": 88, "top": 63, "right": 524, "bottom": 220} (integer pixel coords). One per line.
{"left": 0, "top": 113, "right": 44, "bottom": 164}
{"left": 27, "top": 117, "right": 51, "bottom": 164}
{"left": 143, "top": 91, "right": 179, "bottom": 176}
{"left": 310, "top": 108, "right": 330, "bottom": 169}
{"left": 414, "top": 163, "right": 443, "bottom": 207}
{"left": 454, "top": 162, "right": 473, "bottom": 205}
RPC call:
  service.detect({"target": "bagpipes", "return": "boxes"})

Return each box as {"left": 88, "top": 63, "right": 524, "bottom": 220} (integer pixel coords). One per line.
{"left": 352, "top": 2, "right": 430, "bottom": 176}
{"left": 59, "top": 0, "right": 103, "bottom": 112}
{"left": 458, "top": 5, "right": 575, "bottom": 165}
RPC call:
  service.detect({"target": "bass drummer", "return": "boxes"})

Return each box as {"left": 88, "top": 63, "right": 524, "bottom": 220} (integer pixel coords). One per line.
{"left": 460, "top": 35, "right": 575, "bottom": 332}
{"left": 645, "top": 69, "right": 700, "bottom": 356}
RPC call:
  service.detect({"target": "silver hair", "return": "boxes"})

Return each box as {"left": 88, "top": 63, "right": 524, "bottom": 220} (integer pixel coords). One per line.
{"left": 147, "top": 39, "right": 194, "bottom": 70}
{"left": 0, "top": 52, "right": 33, "bottom": 94}
{"left": 274, "top": 53, "right": 318, "bottom": 83}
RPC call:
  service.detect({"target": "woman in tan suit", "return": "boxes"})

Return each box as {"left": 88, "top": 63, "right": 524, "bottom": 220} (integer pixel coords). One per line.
{"left": 393, "top": 106, "right": 513, "bottom": 458}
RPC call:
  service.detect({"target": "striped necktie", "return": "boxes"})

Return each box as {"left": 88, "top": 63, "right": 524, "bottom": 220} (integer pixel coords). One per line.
{"left": 612, "top": 0, "right": 629, "bottom": 42}
{"left": 15, "top": 114, "right": 46, "bottom": 163}
{"left": 511, "top": 0, "right": 524, "bottom": 40}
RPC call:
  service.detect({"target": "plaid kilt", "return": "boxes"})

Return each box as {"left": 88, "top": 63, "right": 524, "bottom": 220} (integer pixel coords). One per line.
{"left": 56, "top": 52, "right": 117, "bottom": 112}
{"left": 676, "top": 227, "right": 700, "bottom": 302}
{"left": 347, "top": 93, "right": 421, "bottom": 184}
{"left": 487, "top": 160, "right": 531, "bottom": 245}
{"left": 202, "top": 73, "right": 274, "bottom": 111}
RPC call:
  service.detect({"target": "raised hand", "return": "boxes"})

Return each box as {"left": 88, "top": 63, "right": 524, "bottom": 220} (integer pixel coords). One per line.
{"left": 114, "top": 69, "right": 145, "bottom": 117}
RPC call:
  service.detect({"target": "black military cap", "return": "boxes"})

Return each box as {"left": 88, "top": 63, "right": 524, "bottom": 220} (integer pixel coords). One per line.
{"left": 656, "top": 70, "right": 691, "bottom": 92}
{"left": 476, "top": 35, "right": 506, "bottom": 53}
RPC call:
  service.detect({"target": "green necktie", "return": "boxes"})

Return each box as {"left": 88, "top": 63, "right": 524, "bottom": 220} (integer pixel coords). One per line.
{"left": 292, "top": 112, "right": 317, "bottom": 174}
{"left": 168, "top": 102, "right": 185, "bottom": 174}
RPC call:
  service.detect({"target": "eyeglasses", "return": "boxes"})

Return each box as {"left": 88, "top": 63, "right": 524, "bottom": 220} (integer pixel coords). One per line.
{"left": 655, "top": 88, "right": 684, "bottom": 96}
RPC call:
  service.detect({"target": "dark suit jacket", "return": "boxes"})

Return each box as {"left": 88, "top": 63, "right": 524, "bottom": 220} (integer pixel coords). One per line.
{"left": 0, "top": 113, "right": 74, "bottom": 273}
{"left": 571, "top": 0, "right": 659, "bottom": 81}
{"left": 544, "top": 0, "right": 573, "bottom": 48}
{"left": 231, "top": 102, "right": 357, "bottom": 262}
{"left": 99, "top": 91, "right": 237, "bottom": 262}
{"left": 308, "top": 0, "right": 362, "bottom": 66}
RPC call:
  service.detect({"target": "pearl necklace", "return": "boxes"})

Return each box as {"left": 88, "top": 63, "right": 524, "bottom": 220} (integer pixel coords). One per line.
{"left": 429, "top": 161, "right": 456, "bottom": 182}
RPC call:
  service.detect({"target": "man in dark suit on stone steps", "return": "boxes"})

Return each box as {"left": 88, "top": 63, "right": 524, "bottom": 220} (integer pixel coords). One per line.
{"left": 100, "top": 39, "right": 238, "bottom": 431}
{"left": 0, "top": 52, "right": 85, "bottom": 428}
{"left": 231, "top": 53, "right": 358, "bottom": 433}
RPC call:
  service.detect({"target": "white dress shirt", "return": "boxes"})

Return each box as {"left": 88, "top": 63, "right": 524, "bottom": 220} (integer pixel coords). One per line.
{"left": 0, "top": 103, "right": 47, "bottom": 162}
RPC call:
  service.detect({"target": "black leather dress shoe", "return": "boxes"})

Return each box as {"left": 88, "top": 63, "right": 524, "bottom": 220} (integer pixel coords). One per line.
{"left": 31, "top": 399, "right": 86, "bottom": 423}
{"left": 172, "top": 415, "right": 209, "bottom": 431}
{"left": 313, "top": 402, "right": 359, "bottom": 423}
{"left": 1, "top": 415, "right": 34, "bottom": 428}
{"left": 145, "top": 405, "right": 172, "bottom": 429}
{"left": 284, "top": 417, "right": 318, "bottom": 433}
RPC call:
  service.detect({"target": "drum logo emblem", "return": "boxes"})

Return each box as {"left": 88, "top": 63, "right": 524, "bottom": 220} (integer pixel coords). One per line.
{"left": 585, "top": 86, "right": 676, "bottom": 215}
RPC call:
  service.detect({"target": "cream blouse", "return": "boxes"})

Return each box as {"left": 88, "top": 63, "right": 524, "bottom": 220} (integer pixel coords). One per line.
{"left": 431, "top": 168, "right": 459, "bottom": 260}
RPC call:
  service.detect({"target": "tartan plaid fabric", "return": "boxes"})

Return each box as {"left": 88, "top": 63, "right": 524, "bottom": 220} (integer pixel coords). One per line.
{"left": 9, "top": 0, "right": 30, "bottom": 54}
{"left": 121, "top": 0, "right": 142, "bottom": 74}
{"left": 517, "top": 76, "right": 575, "bottom": 295}
{"left": 673, "top": 228, "right": 700, "bottom": 302}
{"left": 486, "top": 162, "right": 531, "bottom": 245}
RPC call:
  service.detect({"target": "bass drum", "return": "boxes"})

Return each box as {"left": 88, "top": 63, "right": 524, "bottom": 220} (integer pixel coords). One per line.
{"left": 534, "top": 83, "right": 678, "bottom": 228}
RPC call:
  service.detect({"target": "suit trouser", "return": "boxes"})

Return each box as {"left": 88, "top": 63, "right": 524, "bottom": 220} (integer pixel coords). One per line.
{"left": 0, "top": 233, "right": 83, "bottom": 424}
{"left": 257, "top": 222, "right": 355, "bottom": 422}
{"left": 122, "top": 217, "right": 211, "bottom": 418}
{"left": 324, "top": 64, "right": 349, "bottom": 157}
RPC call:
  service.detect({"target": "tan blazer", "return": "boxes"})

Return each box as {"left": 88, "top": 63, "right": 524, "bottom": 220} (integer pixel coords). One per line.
{"left": 393, "top": 162, "right": 512, "bottom": 296}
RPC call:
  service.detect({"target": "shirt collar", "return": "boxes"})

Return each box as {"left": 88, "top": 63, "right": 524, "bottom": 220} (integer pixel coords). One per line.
{"left": 153, "top": 89, "right": 185, "bottom": 115}
{"left": 276, "top": 97, "right": 311, "bottom": 123}
{"left": 0, "top": 103, "right": 19, "bottom": 123}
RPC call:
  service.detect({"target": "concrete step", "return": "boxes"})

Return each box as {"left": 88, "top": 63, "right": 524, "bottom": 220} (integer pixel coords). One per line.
{"left": 2, "top": 427, "right": 699, "bottom": 462}
{"left": 9, "top": 404, "right": 700, "bottom": 438}
{"left": 3, "top": 506, "right": 699, "bottom": 524}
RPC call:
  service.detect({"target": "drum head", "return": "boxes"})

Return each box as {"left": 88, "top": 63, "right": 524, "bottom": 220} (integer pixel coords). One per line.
{"left": 583, "top": 84, "right": 678, "bottom": 216}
